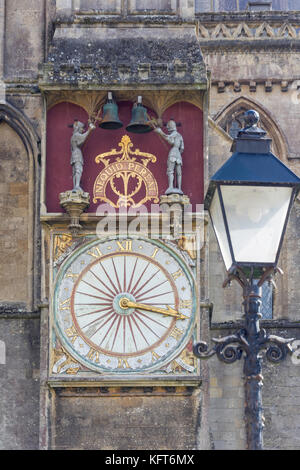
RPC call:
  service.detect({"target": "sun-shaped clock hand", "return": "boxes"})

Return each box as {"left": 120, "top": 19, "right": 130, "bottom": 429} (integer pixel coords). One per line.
{"left": 119, "top": 297, "right": 188, "bottom": 320}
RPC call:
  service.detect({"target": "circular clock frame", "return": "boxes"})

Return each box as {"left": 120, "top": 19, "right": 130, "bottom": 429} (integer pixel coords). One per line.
{"left": 52, "top": 236, "right": 197, "bottom": 374}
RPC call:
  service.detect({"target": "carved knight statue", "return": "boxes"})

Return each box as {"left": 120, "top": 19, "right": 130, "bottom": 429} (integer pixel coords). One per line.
{"left": 70, "top": 119, "right": 95, "bottom": 192}
{"left": 155, "top": 120, "right": 184, "bottom": 195}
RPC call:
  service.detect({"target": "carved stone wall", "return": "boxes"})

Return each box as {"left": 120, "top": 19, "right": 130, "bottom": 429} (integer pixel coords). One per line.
{"left": 200, "top": 13, "right": 300, "bottom": 328}
{"left": 0, "top": 1, "right": 300, "bottom": 452}
{"left": 200, "top": 13, "right": 300, "bottom": 450}
{"left": 0, "top": 317, "right": 40, "bottom": 450}
{"left": 4, "top": 0, "right": 45, "bottom": 80}
{"left": 0, "top": 122, "right": 30, "bottom": 304}
{"left": 53, "top": 387, "right": 201, "bottom": 450}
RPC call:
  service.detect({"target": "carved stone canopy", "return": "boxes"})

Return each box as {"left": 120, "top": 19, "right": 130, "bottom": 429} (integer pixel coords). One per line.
{"left": 39, "top": 15, "right": 207, "bottom": 89}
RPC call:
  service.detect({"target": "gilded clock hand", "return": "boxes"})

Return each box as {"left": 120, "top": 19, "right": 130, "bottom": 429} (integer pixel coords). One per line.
{"left": 119, "top": 297, "right": 188, "bottom": 320}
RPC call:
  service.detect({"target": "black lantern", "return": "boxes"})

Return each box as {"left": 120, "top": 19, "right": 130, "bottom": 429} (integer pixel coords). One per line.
{"left": 205, "top": 110, "right": 300, "bottom": 276}
{"left": 193, "top": 110, "right": 300, "bottom": 450}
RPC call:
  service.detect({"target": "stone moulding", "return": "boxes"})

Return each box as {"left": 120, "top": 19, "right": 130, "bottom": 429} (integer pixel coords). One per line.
{"left": 213, "top": 80, "right": 294, "bottom": 94}
{"left": 197, "top": 18, "right": 300, "bottom": 42}
{"left": 39, "top": 58, "right": 207, "bottom": 90}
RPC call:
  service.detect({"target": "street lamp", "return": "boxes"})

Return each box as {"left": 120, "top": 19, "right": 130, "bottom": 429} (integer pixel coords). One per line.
{"left": 194, "top": 110, "right": 300, "bottom": 450}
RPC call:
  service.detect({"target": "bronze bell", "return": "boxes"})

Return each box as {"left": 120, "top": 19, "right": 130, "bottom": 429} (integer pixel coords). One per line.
{"left": 99, "top": 93, "right": 123, "bottom": 130}
{"left": 126, "top": 96, "right": 153, "bottom": 134}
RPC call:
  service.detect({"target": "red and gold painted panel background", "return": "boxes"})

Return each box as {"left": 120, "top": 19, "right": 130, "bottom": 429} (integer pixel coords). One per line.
{"left": 46, "top": 100, "right": 204, "bottom": 212}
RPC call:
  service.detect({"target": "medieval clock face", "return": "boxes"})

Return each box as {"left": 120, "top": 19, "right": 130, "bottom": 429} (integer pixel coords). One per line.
{"left": 52, "top": 236, "right": 196, "bottom": 375}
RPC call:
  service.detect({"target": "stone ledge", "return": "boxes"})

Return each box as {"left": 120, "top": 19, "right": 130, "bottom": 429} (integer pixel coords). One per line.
{"left": 47, "top": 375, "right": 202, "bottom": 388}
{"left": 195, "top": 11, "right": 300, "bottom": 23}
{"left": 0, "top": 302, "right": 40, "bottom": 318}
{"left": 39, "top": 61, "right": 207, "bottom": 88}
{"left": 53, "top": 385, "right": 197, "bottom": 397}
{"left": 211, "top": 320, "right": 300, "bottom": 330}
{"left": 55, "top": 14, "right": 194, "bottom": 25}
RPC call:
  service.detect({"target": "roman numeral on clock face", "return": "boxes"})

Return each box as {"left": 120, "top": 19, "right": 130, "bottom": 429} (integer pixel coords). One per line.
{"left": 60, "top": 297, "right": 71, "bottom": 311}
{"left": 86, "top": 348, "right": 100, "bottom": 363}
{"left": 65, "top": 325, "right": 79, "bottom": 344}
{"left": 170, "top": 326, "right": 184, "bottom": 341}
{"left": 116, "top": 240, "right": 132, "bottom": 252}
{"left": 179, "top": 299, "right": 192, "bottom": 309}
{"left": 172, "top": 269, "right": 183, "bottom": 280}
{"left": 87, "top": 246, "right": 103, "bottom": 259}
{"left": 117, "top": 358, "right": 130, "bottom": 369}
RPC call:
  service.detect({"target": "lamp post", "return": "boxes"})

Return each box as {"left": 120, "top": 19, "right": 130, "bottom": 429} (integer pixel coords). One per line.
{"left": 194, "top": 110, "right": 300, "bottom": 450}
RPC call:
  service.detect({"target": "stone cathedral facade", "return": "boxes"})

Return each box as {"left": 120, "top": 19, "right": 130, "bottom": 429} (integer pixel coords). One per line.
{"left": 0, "top": 0, "right": 300, "bottom": 450}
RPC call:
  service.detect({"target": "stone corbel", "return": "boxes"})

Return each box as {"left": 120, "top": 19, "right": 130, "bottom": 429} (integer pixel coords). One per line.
{"left": 217, "top": 81, "right": 225, "bottom": 93}
{"left": 281, "top": 81, "right": 289, "bottom": 92}
{"left": 234, "top": 82, "right": 241, "bottom": 93}
{"left": 59, "top": 190, "right": 90, "bottom": 236}
{"left": 265, "top": 80, "right": 272, "bottom": 92}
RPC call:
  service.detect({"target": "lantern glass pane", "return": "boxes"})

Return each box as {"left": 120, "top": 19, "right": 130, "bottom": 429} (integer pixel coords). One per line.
{"left": 221, "top": 185, "right": 292, "bottom": 264}
{"left": 210, "top": 189, "right": 233, "bottom": 270}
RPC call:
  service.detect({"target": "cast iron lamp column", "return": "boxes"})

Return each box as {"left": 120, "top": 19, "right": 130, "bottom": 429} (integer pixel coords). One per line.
{"left": 194, "top": 110, "right": 300, "bottom": 450}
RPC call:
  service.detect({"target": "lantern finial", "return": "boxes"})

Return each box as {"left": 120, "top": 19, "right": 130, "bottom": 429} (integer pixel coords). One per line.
{"left": 238, "top": 110, "right": 266, "bottom": 139}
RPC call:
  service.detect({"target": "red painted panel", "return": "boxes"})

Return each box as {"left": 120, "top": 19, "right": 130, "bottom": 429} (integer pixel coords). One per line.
{"left": 162, "top": 102, "right": 204, "bottom": 204}
{"left": 46, "top": 100, "right": 203, "bottom": 212}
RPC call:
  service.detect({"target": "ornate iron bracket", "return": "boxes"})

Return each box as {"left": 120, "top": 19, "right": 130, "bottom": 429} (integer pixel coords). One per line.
{"left": 193, "top": 326, "right": 294, "bottom": 366}
{"left": 193, "top": 265, "right": 297, "bottom": 450}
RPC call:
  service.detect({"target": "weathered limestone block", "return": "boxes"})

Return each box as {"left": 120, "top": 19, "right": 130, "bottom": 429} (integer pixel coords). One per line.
{"left": 0, "top": 122, "right": 30, "bottom": 304}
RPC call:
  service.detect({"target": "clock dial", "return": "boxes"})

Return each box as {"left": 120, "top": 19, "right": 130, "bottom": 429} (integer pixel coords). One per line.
{"left": 72, "top": 252, "right": 178, "bottom": 356}
{"left": 53, "top": 237, "right": 196, "bottom": 374}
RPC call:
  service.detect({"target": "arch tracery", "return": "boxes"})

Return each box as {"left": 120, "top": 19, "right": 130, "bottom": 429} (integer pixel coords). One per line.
{"left": 0, "top": 102, "right": 40, "bottom": 311}
{"left": 213, "top": 96, "right": 289, "bottom": 162}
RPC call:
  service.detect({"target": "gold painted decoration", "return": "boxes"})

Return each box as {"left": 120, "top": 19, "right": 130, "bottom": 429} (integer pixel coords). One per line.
{"left": 53, "top": 234, "right": 73, "bottom": 261}
{"left": 177, "top": 236, "right": 197, "bottom": 260}
{"left": 52, "top": 347, "right": 81, "bottom": 375}
{"left": 165, "top": 342, "right": 196, "bottom": 374}
{"left": 93, "top": 135, "right": 159, "bottom": 208}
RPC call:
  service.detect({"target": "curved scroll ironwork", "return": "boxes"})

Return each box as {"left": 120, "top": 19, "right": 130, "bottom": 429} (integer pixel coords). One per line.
{"left": 193, "top": 330, "right": 247, "bottom": 364}
{"left": 193, "top": 265, "right": 296, "bottom": 450}
{"left": 193, "top": 329, "right": 294, "bottom": 365}
{"left": 264, "top": 334, "right": 294, "bottom": 363}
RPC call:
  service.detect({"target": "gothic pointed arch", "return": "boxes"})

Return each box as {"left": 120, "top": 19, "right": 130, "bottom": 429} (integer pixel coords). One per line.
{"left": 0, "top": 102, "right": 40, "bottom": 166}
{"left": 0, "top": 102, "right": 40, "bottom": 312}
{"left": 213, "top": 96, "right": 288, "bottom": 162}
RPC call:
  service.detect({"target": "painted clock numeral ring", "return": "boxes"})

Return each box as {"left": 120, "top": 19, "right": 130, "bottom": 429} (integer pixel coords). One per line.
{"left": 53, "top": 237, "right": 196, "bottom": 374}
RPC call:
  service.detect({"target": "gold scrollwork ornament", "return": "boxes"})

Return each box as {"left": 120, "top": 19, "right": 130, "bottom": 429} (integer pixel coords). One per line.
{"left": 93, "top": 135, "right": 159, "bottom": 208}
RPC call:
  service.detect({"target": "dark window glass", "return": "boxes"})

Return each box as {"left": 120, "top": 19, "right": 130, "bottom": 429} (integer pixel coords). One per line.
{"left": 218, "top": 0, "right": 238, "bottom": 10}
{"left": 289, "top": 0, "right": 300, "bottom": 9}
{"left": 254, "top": 280, "right": 273, "bottom": 319}
{"left": 239, "top": 0, "right": 251, "bottom": 9}
{"left": 195, "top": 0, "right": 211, "bottom": 12}
{"left": 131, "top": 0, "right": 172, "bottom": 11}
{"left": 272, "top": 0, "right": 289, "bottom": 9}
{"left": 195, "top": 0, "right": 300, "bottom": 11}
